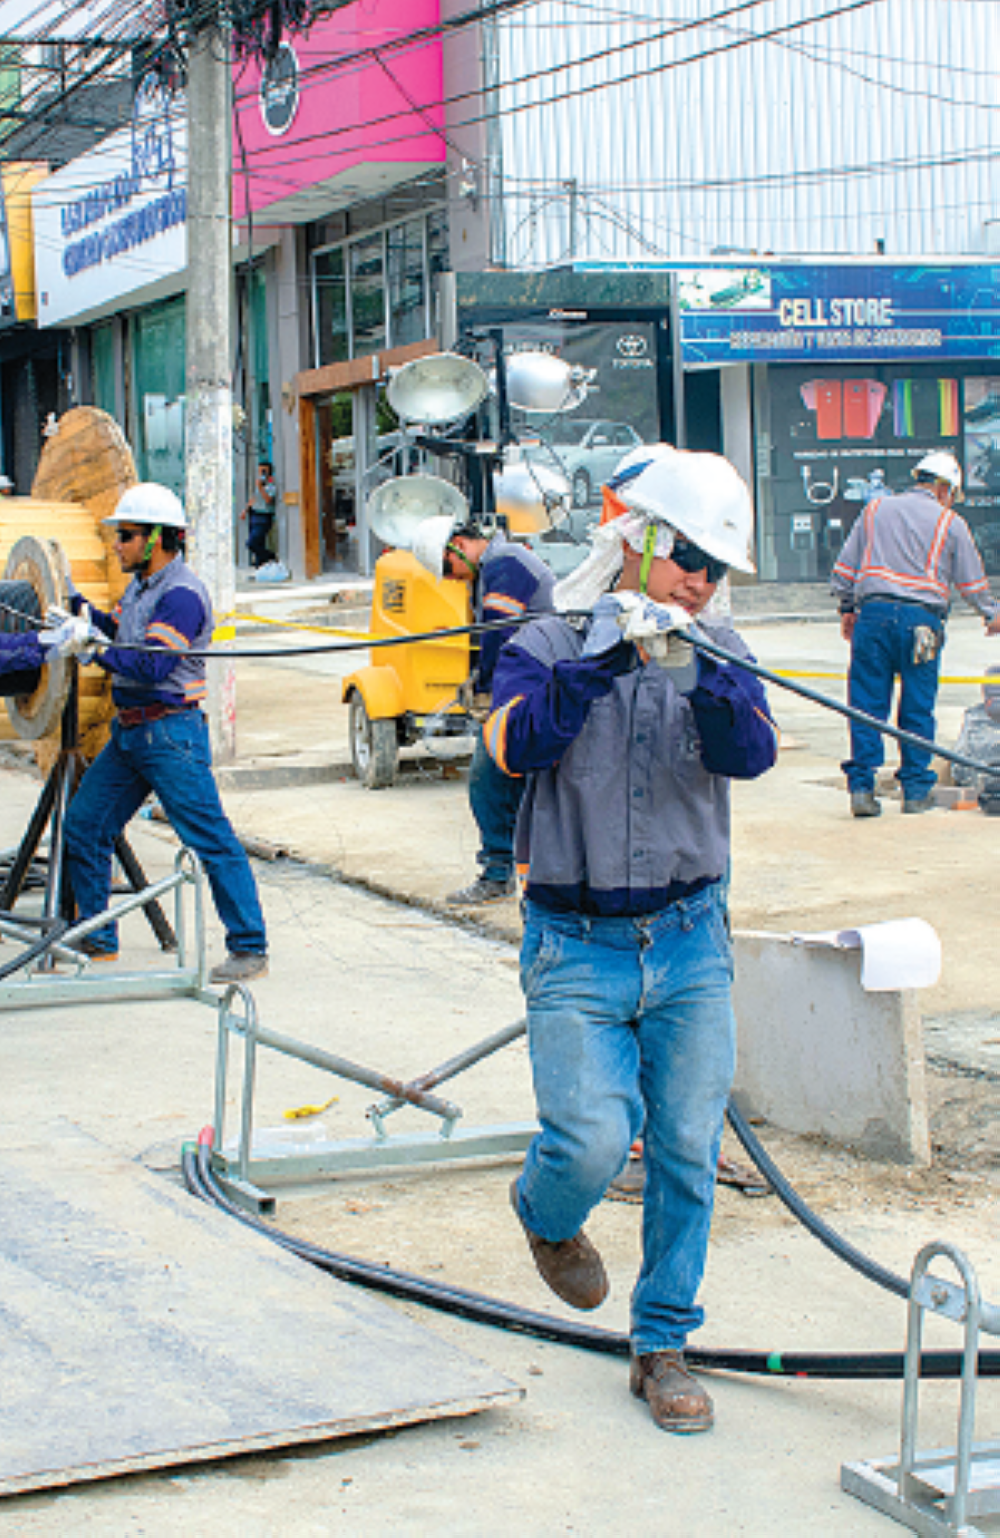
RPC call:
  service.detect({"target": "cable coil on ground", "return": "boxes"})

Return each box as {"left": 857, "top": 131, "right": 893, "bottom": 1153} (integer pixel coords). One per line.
{"left": 183, "top": 1128, "right": 1000, "bottom": 1382}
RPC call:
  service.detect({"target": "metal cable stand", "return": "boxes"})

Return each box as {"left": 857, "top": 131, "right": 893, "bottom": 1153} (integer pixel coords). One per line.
{"left": 210, "top": 983, "right": 536, "bottom": 1212}
{"left": 843, "top": 1242, "right": 1000, "bottom": 1535}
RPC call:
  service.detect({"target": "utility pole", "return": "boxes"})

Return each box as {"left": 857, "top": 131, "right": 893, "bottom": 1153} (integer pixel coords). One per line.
{"left": 185, "top": 14, "right": 236, "bottom": 761}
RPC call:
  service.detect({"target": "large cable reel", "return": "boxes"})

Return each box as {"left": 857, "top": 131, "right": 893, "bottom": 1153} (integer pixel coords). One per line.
{"left": 0, "top": 407, "right": 137, "bottom": 763}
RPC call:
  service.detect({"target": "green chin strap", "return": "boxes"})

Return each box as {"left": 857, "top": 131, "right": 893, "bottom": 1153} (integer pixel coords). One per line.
{"left": 445, "top": 541, "right": 479, "bottom": 580}
{"left": 141, "top": 525, "right": 163, "bottom": 565}
{"left": 639, "top": 523, "right": 658, "bottom": 595}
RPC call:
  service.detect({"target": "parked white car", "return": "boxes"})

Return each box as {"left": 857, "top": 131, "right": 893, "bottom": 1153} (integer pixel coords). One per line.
{"left": 525, "top": 419, "right": 644, "bottom": 510}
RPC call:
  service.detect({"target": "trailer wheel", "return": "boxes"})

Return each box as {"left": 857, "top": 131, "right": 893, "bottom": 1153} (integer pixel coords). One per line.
{"left": 348, "top": 692, "right": 399, "bottom": 788}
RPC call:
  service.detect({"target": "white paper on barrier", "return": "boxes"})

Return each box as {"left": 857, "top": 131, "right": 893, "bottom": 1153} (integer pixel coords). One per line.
{"left": 790, "top": 917, "right": 941, "bottom": 992}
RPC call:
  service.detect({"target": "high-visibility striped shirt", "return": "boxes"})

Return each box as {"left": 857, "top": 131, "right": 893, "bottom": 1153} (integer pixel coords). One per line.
{"left": 830, "top": 486, "right": 997, "bottom": 619}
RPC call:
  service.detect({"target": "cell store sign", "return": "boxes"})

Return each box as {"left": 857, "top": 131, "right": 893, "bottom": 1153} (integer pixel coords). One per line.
{"left": 33, "top": 78, "right": 187, "bottom": 328}
{"left": 678, "top": 265, "right": 1000, "bottom": 364}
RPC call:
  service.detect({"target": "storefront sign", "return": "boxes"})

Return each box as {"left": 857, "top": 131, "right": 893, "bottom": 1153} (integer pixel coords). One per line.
{"left": 260, "top": 43, "right": 300, "bottom": 135}
{"left": 33, "top": 78, "right": 187, "bottom": 328}
{"left": 678, "top": 265, "right": 1000, "bottom": 364}
{"left": 233, "top": 0, "right": 444, "bottom": 223}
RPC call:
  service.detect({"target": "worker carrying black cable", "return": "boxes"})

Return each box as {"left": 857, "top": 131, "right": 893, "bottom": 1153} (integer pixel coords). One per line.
{"left": 410, "top": 514, "right": 555, "bottom": 907}
{"left": 484, "top": 446, "right": 778, "bottom": 1435}
{"left": 51, "top": 483, "right": 269, "bottom": 985}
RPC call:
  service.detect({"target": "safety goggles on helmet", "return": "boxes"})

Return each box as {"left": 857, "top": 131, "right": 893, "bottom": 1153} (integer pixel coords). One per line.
{"left": 669, "top": 536, "right": 728, "bottom": 584}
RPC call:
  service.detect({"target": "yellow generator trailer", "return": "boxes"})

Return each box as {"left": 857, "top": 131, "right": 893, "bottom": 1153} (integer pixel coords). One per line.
{"left": 342, "top": 548, "right": 472, "bottom": 787}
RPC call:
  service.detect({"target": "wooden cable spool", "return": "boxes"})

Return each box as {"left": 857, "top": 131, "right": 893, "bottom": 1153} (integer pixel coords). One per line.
{"left": 0, "top": 407, "right": 138, "bottom": 762}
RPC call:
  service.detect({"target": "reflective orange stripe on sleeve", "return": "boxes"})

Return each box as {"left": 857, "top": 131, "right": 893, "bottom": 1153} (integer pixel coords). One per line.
{"left": 484, "top": 695, "right": 524, "bottom": 776}
{"left": 146, "top": 622, "right": 190, "bottom": 651}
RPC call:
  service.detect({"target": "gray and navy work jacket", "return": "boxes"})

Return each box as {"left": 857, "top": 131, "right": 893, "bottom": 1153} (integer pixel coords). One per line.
{"left": 85, "top": 557, "right": 213, "bottom": 711}
{"left": 473, "top": 534, "right": 556, "bottom": 694}
{"left": 831, "top": 486, "right": 998, "bottom": 620}
{"left": 485, "top": 614, "right": 778, "bottom": 917}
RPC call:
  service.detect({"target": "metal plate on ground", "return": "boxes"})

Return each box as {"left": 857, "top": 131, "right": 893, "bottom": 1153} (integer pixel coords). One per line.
{"left": 0, "top": 1124, "right": 521, "bottom": 1496}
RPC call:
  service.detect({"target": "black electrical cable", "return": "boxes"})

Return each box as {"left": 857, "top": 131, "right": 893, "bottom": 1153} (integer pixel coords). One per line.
{"left": 725, "top": 1101, "right": 908, "bottom": 1299}
{"left": 7, "top": 595, "right": 996, "bottom": 782}
{"left": 184, "top": 1133, "right": 1000, "bottom": 1381}
{"left": 0, "top": 918, "right": 70, "bottom": 981}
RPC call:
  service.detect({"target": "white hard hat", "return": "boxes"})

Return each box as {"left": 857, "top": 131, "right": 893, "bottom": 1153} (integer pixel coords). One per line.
{"left": 913, "top": 451, "right": 962, "bottom": 495}
{"left": 104, "top": 483, "right": 188, "bottom": 529}
{"left": 611, "top": 446, "right": 755, "bottom": 573}
{"left": 410, "top": 515, "right": 457, "bottom": 579}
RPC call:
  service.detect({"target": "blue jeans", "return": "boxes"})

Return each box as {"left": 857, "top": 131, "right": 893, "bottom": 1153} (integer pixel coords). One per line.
{"left": 469, "top": 727, "right": 525, "bottom": 883}
{"left": 247, "top": 511, "right": 274, "bottom": 568}
{"left": 513, "top": 886, "right": 735, "bottom": 1354}
{"left": 843, "top": 600, "right": 944, "bottom": 799}
{"left": 64, "top": 711, "right": 267, "bottom": 956}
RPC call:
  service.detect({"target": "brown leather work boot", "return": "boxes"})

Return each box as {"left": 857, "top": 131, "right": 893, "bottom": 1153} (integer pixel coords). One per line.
{"left": 630, "top": 1351, "right": 714, "bottom": 1433}
{"left": 510, "top": 1180, "right": 609, "bottom": 1311}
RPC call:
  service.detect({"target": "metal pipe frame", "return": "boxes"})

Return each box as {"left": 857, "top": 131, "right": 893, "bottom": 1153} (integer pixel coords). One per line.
{"left": 0, "top": 848, "right": 211, "bottom": 1010}
{"left": 842, "top": 1241, "right": 1000, "bottom": 1535}
{"left": 211, "top": 988, "right": 536, "bottom": 1209}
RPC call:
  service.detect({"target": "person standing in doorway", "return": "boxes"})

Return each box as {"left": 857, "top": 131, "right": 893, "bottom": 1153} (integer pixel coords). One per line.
{"left": 242, "top": 460, "right": 278, "bottom": 569}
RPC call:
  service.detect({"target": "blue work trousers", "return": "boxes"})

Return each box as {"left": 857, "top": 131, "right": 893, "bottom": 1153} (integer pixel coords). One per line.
{"left": 513, "top": 886, "right": 735, "bottom": 1354}
{"left": 64, "top": 711, "right": 267, "bottom": 956}
{"left": 843, "top": 600, "right": 944, "bottom": 799}
{"left": 468, "top": 726, "right": 525, "bottom": 883}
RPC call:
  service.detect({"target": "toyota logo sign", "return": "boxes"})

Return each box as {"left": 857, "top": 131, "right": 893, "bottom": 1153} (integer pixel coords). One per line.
{"left": 617, "top": 334, "right": 648, "bottom": 358}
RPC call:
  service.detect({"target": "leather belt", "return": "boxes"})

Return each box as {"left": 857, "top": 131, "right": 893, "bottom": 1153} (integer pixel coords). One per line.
{"left": 117, "top": 703, "right": 198, "bottom": 728}
{"left": 858, "top": 594, "right": 946, "bottom": 615}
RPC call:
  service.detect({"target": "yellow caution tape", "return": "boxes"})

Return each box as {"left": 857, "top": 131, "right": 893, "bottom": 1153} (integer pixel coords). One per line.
{"left": 212, "top": 611, "right": 379, "bottom": 643}
{"left": 284, "top": 1094, "right": 339, "bottom": 1121}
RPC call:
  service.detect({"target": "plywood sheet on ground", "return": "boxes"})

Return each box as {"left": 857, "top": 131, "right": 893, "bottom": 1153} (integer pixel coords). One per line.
{"left": 0, "top": 1123, "right": 520, "bottom": 1496}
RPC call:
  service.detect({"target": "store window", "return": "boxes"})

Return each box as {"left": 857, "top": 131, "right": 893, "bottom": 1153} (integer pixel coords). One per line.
{"left": 387, "top": 217, "right": 427, "bottom": 348}
{"left": 311, "top": 206, "right": 446, "bottom": 367}
{"left": 131, "top": 296, "right": 186, "bottom": 498}
{"left": 349, "top": 232, "right": 387, "bottom": 357}
{"left": 314, "top": 247, "right": 348, "bottom": 365}
{"left": 754, "top": 364, "right": 1000, "bottom": 582}
{"left": 90, "top": 322, "right": 117, "bottom": 419}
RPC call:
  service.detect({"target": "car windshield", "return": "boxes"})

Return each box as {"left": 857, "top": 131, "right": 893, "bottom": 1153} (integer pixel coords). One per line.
{"left": 534, "top": 419, "right": 600, "bottom": 446}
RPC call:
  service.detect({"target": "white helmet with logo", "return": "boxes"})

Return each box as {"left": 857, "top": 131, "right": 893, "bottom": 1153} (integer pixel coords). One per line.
{"left": 913, "top": 451, "right": 962, "bottom": 496}
{"left": 410, "top": 515, "right": 457, "bottom": 580}
{"left": 104, "top": 483, "right": 188, "bottom": 529}
{"left": 611, "top": 445, "right": 755, "bottom": 572}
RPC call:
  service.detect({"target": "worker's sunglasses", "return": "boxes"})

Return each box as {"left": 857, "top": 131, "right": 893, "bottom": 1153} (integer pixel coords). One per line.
{"left": 114, "top": 527, "right": 146, "bottom": 544}
{"left": 670, "top": 537, "right": 728, "bottom": 584}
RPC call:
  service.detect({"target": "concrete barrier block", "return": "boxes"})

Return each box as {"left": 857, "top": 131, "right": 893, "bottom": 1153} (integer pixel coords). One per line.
{"left": 732, "top": 931, "right": 930, "bottom": 1165}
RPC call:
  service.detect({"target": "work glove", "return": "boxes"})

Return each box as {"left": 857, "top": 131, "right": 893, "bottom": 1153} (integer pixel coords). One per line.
{"left": 39, "top": 606, "right": 104, "bottom": 663}
{"left": 606, "top": 590, "right": 692, "bottom": 670}
{"left": 582, "top": 592, "right": 639, "bottom": 659}
{"left": 912, "top": 625, "right": 942, "bottom": 666}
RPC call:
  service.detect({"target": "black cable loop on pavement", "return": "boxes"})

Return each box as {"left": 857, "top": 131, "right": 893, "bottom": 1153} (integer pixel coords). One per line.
{"left": 183, "top": 1133, "right": 1000, "bottom": 1382}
